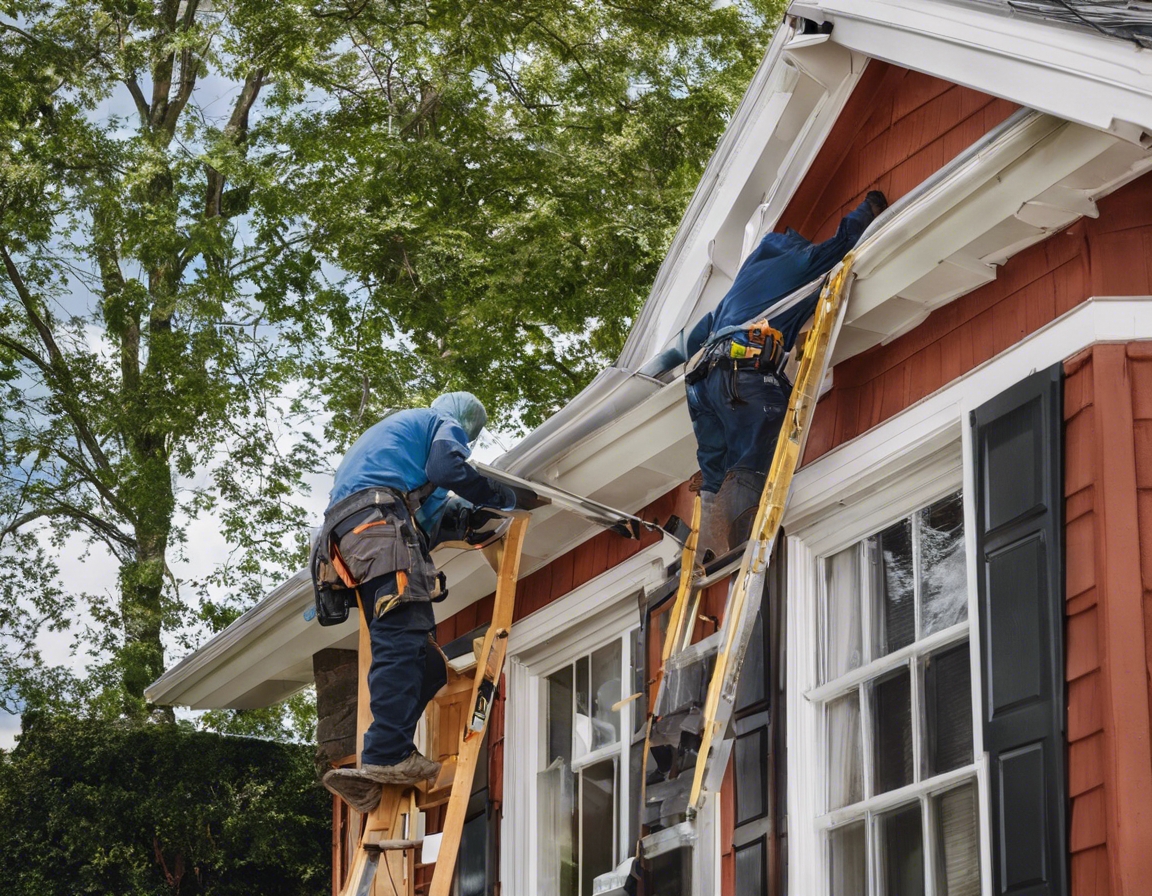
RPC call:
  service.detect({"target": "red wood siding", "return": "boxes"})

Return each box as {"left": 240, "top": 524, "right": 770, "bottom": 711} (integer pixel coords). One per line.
{"left": 1063, "top": 345, "right": 1152, "bottom": 896}
{"left": 778, "top": 63, "right": 1018, "bottom": 242}
{"left": 804, "top": 170, "right": 1152, "bottom": 465}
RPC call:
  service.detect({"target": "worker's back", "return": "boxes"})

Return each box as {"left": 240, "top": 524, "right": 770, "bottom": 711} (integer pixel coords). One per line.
{"left": 328, "top": 408, "right": 452, "bottom": 509}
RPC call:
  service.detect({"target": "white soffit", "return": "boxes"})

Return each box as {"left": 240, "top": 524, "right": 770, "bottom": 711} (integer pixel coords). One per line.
{"left": 788, "top": 0, "right": 1152, "bottom": 140}
{"left": 836, "top": 112, "right": 1152, "bottom": 363}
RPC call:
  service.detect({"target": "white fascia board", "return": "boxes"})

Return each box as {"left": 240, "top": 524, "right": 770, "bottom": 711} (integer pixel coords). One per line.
{"left": 788, "top": 0, "right": 1152, "bottom": 139}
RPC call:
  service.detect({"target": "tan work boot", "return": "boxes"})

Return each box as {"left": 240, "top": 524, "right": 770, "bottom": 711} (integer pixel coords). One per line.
{"left": 322, "top": 751, "right": 442, "bottom": 813}
{"left": 364, "top": 750, "right": 442, "bottom": 785}
{"left": 321, "top": 769, "right": 384, "bottom": 814}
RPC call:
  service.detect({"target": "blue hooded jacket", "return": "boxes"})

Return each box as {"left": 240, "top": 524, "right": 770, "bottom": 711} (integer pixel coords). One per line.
{"left": 328, "top": 391, "right": 510, "bottom": 532}
{"left": 685, "top": 200, "right": 876, "bottom": 359}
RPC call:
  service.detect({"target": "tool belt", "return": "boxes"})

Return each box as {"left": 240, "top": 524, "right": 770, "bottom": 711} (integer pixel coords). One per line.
{"left": 310, "top": 486, "right": 447, "bottom": 627}
{"left": 685, "top": 319, "right": 785, "bottom": 386}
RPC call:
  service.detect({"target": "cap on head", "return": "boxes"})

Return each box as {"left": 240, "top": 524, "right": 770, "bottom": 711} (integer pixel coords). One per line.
{"left": 431, "top": 391, "right": 488, "bottom": 442}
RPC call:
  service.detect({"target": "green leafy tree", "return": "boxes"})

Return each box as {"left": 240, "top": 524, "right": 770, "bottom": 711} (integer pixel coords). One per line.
{"left": 0, "top": 0, "right": 337, "bottom": 717}
{"left": 0, "top": 0, "right": 779, "bottom": 723}
{"left": 285, "top": 0, "right": 782, "bottom": 437}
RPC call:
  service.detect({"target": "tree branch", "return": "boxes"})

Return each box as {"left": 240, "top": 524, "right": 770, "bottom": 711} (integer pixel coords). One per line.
{"left": 1, "top": 503, "right": 135, "bottom": 554}
{"left": 124, "top": 75, "right": 151, "bottom": 127}
{"left": 205, "top": 67, "right": 265, "bottom": 219}
{"left": 54, "top": 443, "right": 135, "bottom": 525}
{"left": 0, "top": 245, "right": 115, "bottom": 477}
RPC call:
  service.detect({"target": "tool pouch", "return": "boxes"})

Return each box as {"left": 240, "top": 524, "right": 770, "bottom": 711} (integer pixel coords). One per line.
{"left": 338, "top": 515, "right": 447, "bottom": 604}
{"left": 311, "top": 541, "right": 356, "bottom": 627}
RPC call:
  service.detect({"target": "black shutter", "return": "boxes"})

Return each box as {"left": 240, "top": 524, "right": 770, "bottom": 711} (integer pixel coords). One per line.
{"left": 971, "top": 363, "right": 1067, "bottom": 896}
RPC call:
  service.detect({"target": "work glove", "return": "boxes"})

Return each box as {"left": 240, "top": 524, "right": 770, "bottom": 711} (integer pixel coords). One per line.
{"left": 494, "top": 482, "right": 517, "bottom": 512}
{"left": 865, "top": 190, "right": 888, "bottom": 217}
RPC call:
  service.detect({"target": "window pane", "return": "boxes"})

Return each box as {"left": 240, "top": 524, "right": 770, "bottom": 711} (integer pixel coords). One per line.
{"left": 735, "top": 840, "right": 766, "bottom": 896}
{"left": 934, "top": 781, "right": 981, "bottom": 896}
{"left": 538, "top": 759, "right": 577, "bottom": 896}
{"left": 647, "top": 846, "right": 692, "bottom": 896}
{"left": 548, "top": 666, "right": 574, "bottom": 766}
{"left": 828, "top": 821, "right": 866, "bottom": 896}
{"left": 827, "top": 691, "right": 862, "bottom": 809}
{"left": 590, "top": 640, "right": 622, "bottom": 751}
{"left": 878, "top": 802, "right": 924, "bottom": 896}
{"left": 871, "top": 518, "right": 915, "bottom": 655}
{"left": 873, "top": 667, "right": 913, "bottom": 794}
{"left": 920, "top": 493, "right": 968, "bottom": 636}
{"left": 735, "top": 728, "right": 766, "bottom": 824}
{"left": 824, "top": 545, "right": 863, "bottom": 682}
{"left": 580, "top": 760, "right": 616, "bottom": 896}
{"left": 924, "top": 642, "right": 974, "bottom": 777}
{"left": 575, "top": 655, "right": 591, "bottom": 758}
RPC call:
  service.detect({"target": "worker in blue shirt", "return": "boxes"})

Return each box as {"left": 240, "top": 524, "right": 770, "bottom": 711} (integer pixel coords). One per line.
{"left": 313, "top": 392, "right": 520, "bottom": 813}
{"left": 685, "top": 191, "right": 886, "bottom": 557}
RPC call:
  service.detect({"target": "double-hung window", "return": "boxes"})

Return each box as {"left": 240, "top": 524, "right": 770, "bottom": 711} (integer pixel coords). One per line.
{"left": 810, "top": 490, "right": 982, "bottom": 895}
{"left": 537, "top": 631, "right": 641, "bottom": 896}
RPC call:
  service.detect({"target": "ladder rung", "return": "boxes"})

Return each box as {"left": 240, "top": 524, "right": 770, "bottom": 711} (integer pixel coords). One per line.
{"left": 364, "top": 838, "right": 423, "bottom": 852}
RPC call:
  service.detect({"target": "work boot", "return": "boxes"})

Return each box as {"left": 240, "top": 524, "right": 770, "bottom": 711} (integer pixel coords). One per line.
{"left": 321, "top": 769, "right": 385, "bottom": 814}
{"left": 697, "top": 490, "right": 727, "bottom": 563}
{"left": 322, "top": 751, "right": 442, "bottom": 813}
{"left": 365, "top": 750, "right": 442, "bottom": 785}
{"left": 716, "top": 469, "right": 767, "bottom": 549}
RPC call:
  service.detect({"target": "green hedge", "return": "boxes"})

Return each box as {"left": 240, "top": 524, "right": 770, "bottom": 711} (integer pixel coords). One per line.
{"left": 0, "top": 713, "right": 331, "bottom": 895}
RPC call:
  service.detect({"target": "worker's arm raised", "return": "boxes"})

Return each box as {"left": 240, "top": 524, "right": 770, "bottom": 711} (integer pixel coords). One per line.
{"left": 425, "top": 424, "right": 517, "bottom": 510}
{"left": 798, "top": 192, "right": 886, "bottom": 275}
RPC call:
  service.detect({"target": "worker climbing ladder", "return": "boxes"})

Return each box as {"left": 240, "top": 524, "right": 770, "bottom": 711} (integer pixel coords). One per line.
{"left": 641, "top": 255, "right": 857, "bottom": 845}
{"left": 337, "top": 515, "right": 529, "bottom": 896}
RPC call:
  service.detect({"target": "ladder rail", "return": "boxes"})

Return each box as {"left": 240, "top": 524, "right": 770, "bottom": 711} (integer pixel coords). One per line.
{"left": 428, "top": 513, "right": 529, "bottom": 896}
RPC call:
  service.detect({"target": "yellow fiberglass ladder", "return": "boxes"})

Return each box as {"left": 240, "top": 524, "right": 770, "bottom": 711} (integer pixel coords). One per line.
{"left": 640, "top": 253, "right": 858, "bottom": 850}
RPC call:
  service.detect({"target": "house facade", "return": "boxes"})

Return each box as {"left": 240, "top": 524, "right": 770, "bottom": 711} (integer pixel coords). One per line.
{"left": 148, "top": 3, "right": 1152, "bottom": 894}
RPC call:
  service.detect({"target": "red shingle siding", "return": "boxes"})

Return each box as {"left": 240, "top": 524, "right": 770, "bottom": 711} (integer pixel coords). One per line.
{"left": 1063, "top": 345, "right": 1152, "bottom": 896}
{"left": 778, "top": 63, "right": 1018, "bottom": 242}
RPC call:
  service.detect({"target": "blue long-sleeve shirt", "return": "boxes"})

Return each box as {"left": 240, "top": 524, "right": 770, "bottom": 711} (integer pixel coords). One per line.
{"left": 328, "top": 408, "right": 508, "bottom": 531}
{"left": 685, "top": 200, "right": 876, "bottom": 359}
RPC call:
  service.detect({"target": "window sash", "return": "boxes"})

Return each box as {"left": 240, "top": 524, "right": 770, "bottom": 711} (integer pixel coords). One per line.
{"left": 807, "top": 620, "right": 968, "bottom": 704}
{"left": 792, "top": 471, "right": 987, "bottom": 896}
{"left": 538, "top": 628, "right": 636, "bottom": 890}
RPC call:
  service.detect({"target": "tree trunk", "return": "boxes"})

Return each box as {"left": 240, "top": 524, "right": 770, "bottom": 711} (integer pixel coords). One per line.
{"left": 120, "top": 451, "right": 175, "bottom": 718}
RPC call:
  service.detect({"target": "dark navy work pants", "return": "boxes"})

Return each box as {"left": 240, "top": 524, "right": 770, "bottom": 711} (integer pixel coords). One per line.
{"left": 358, "top": 574, "right": 447, "bottom": 767}
{"left": 686, "top": 364, "right": 789, "bottom": 494}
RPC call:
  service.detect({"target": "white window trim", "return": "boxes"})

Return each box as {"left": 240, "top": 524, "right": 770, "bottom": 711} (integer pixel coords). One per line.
{"left": 786, "top": 426, "right": 987, "bottom": 895}
{"left": 784, "top": 295, "right": 1152, "bottom": 895}
{"left": 502, "top": 541, "right": 677, "bottom": 896}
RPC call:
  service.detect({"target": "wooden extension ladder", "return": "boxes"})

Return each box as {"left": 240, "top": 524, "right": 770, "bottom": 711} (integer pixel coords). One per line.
{"left": 338, "top": 515, "right": 529, "bottom": 896}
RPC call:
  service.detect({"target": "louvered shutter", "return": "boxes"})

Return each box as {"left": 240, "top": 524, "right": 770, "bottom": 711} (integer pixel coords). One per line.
{"left": 971, "top": 364, "right": 1067, "bottom": 896}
